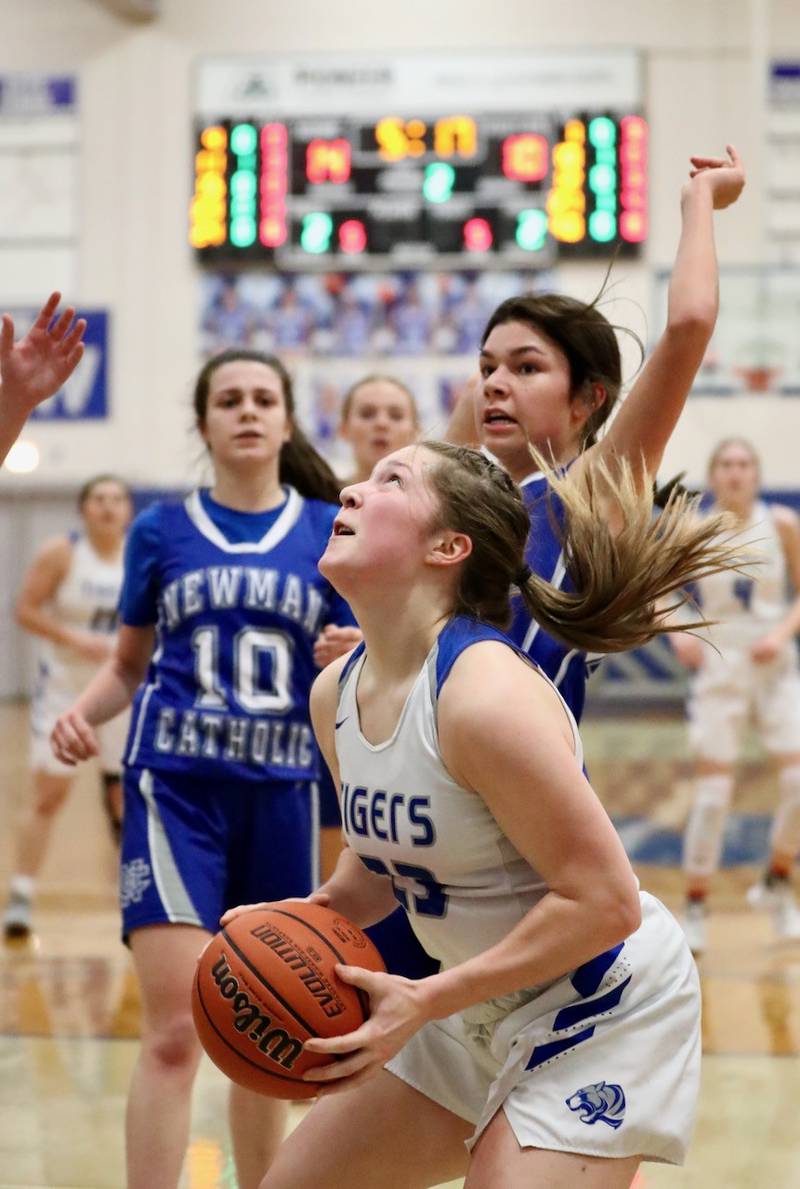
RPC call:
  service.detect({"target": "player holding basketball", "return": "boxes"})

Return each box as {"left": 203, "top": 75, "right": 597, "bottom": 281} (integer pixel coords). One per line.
{"left": 672, "top": 439, "right": 800, "bottom": 955}
{"left": 226, "top": 442, "right": 744, "bottom": 1188}
{"left": 3, "top": 475, "right": 132, "bottom": 939}
{"left": 447, "top": 146, "right": 745, "bottom": 721}
{"left": 0, "top": 292, "right": 87, "bottom": 463}
{"left": 49, "top": 349, "right": 351, "bottom": 1189}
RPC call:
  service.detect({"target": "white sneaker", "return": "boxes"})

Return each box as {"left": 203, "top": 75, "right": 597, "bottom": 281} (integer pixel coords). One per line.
{"left": 746, "top": 879, "right": 800, "bottom": 941}
{"left": 681, "top": 902, "right": 707, "bottom": 956}
{"left": 3, "top": 892, "right": 32, "bottom": 940}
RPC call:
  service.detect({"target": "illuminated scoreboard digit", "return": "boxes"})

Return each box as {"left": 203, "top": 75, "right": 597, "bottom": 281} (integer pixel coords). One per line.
{"left": 191, "top": 108, "right": 647, "bottom": 268}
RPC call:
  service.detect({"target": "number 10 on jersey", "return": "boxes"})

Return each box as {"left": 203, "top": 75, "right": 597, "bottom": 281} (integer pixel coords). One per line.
{"left": 192, "top": 625, "right": 293, "bottom": 713}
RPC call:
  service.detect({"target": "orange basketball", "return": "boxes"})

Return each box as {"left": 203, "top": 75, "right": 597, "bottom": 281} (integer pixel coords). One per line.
{"left": 192, "top": 901, "right": 386, "bottom": 1098}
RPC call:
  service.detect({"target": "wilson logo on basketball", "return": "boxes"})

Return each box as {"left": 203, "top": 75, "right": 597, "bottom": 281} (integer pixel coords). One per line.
{"left": 210, "top": 954, "right": 304, "bottom": 1069}
{"left": 250, "top": 923, "right": 346, "bottom": 1017}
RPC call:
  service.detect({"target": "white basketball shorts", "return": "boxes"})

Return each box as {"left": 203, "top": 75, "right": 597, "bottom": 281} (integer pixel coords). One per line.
{"left": 688, "top": 645, "right": 800, "bottom": 763}
{"left": 386, "top": 892, "right": 700, "bottom": 1166}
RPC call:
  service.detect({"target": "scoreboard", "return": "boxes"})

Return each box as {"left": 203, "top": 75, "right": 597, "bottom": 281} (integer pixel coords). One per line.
{"left": 191, "top": 52, "right": 647, "bottom": 270}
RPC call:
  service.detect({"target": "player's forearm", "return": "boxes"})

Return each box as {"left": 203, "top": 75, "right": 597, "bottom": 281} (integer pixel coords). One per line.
{"left": 73, "top": 656, "right": 142, "bottom": 727}
{"left": 16, "top": 603, "right": 75, "bottom": 647}
{"left": 319, "top": 846, "right": 398, "bottom": 929}
{"left": 418, "top": 883, "right": 641, "bottom": 1023}
{"left": 773, "top": 596, "right": 800, "bottom": 642}
{"left": 0, "top": 411, "right": 29, "bottom": 465}
{"left": 667, "top": 182, "right": 719, "bottom": 334}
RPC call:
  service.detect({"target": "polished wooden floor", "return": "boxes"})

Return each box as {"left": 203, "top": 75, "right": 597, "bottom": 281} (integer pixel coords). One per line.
{"left": 2, "top": 703, "right": 800, "bottom": 1188}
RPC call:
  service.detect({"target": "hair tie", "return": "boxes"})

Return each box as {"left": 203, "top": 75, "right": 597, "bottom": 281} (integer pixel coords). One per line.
{"left": 515, "top": 564, "right": 532, "bottom": 586}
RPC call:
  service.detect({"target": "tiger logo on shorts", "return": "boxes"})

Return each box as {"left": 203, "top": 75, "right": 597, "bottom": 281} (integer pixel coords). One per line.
{"left": 565, "top": 1080, "right": 626, "bottom": 1129}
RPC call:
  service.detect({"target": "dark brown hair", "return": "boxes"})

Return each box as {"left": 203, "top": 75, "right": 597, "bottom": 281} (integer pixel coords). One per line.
{"left": 481, "top": 291, "right": 643, "bottom": 449}
{"left": 77, "top": 474, "right": 132, "bottom": 510}
{"left": 193, "top": 349, "right": 340, "bottom": 504}
{"left": 340, "top": 374, "right": 420, "bottom": 426}
{"left": 423, "top": 441, "right": 747, "bottom": 654}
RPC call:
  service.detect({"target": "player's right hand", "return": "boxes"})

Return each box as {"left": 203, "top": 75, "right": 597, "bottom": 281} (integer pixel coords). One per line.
{"left": 50, "top": 709, "right": 100, "bottom": 765}
{"left": 219, "top": 891, "right": 331, "bottom": 928}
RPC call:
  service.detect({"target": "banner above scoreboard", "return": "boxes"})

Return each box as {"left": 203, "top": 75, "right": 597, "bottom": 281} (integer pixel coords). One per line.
{"left": 191, "top": 51, "right": 646, "bottom": 270}
{"left": 195, "top": 51, "right": 641, "bottom": 118}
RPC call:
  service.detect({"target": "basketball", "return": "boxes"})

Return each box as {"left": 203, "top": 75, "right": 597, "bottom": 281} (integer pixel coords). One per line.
{"left": 192, "top": 901, "right": 386, "bottom": 1098}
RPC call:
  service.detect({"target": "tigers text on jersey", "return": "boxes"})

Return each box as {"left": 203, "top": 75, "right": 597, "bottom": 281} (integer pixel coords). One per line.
{"left": 694, "top": 500, "right": 789, "bottom": 649}
{"left": 335, "top": 615, "right": 584, "bottom": 1022}
{"left": 122, "top": 488, "right": 350, "bottom": 783}
{"left": 508, "top": 472, "right": 594, "bottom": 721}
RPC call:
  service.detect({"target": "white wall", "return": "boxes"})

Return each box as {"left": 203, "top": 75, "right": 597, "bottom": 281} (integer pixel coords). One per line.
{"left": 0, "top": 0, "right": 798, "bottom": 489}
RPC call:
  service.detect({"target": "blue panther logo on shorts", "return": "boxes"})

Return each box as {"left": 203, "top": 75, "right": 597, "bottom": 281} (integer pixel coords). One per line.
{"left": 565, "top": 1081, "right": 626, "bottom": 1130}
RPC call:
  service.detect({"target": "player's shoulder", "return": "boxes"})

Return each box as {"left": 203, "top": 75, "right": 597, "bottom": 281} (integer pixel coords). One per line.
{"left": 130, "top": 498, "right": 182, "bottom": 537}
{"left": 31, "top": 534, "right": 75, "bottom": 571}
{"left": 769, "top": 502, "right": 800, "bottom": 532}
{"left": 310, "top": 649, "right": 357, "bottom": 722}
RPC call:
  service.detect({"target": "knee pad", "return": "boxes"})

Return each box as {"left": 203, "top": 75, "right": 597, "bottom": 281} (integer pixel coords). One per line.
{"left": 683, "top": 774, "right": 733, "bottom": 878}
{"left": 771, "top": 765, "right": 800, "bottom": 858}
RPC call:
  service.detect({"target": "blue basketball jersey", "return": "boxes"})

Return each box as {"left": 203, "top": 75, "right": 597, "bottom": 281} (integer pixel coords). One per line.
{"left": 508, "top": 472, "right": 596, "bottom": 723}
{"left": 120, "top": 487, "right": 352, "bottom": 783}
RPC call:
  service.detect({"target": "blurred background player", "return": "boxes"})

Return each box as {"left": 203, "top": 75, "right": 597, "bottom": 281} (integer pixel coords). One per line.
{"left": 49, "top": 349, "right": 351, "bottom": 1189}
{"left": 2, "top": 473, "right": 132, "bottom": 940}
{"left": 672, "top": 438, "right": 800, "bottom": 955}
{"left": 316, "top": 373, "right": 421, "bottom": 881}
{"left": 337, "top": 374, "right": 421, "bottom": 489}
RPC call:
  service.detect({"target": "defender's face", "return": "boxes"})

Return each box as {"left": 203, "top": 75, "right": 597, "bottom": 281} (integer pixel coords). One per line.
{"left": 478, "top": 320, "right": 576, "bottom": 477}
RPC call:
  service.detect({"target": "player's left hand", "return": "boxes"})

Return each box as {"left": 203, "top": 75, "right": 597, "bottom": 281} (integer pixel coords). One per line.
{"left": 0, "top": 293, "right": 86, "bottom": 416}
{"left": 302, "top": 964, "right": 430, "bottom": 1092}
{"left": 313, "top": 624, "right": 363, "bottom": 668}
{"left": 751, "top": 632, "right": 784, "bottom": 664}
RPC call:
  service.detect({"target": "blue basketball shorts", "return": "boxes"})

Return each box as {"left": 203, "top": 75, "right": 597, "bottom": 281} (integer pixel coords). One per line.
{"left": 119, "top": 764, "right": 319, "bottom": 942}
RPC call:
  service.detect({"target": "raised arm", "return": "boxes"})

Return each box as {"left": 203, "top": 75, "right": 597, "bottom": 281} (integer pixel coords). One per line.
{"left": 581, "top": 146, "right": 745, "bottom": 486}
{"left": 0, "top": 293, "right": 87, "bottom": 464}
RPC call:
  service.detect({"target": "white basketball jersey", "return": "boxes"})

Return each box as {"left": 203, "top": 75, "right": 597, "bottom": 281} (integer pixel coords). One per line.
{"left": 696, "top": 501, "right": 788, "bottom": 648}
{"left": 38, "top": 534, "right": 124, "bottom": 690}
{"left": 335, "top": 617, "right": 584, "bottom": 1023}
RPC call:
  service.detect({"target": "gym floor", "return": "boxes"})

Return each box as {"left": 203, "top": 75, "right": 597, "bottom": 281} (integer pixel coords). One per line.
{"left": 1, "top": 702, "right": 798, "bottom": 1188}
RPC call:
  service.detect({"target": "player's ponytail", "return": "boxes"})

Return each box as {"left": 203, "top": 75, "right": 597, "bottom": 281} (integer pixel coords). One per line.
{"left": 424, "top": 441, "right": 747, "bottom": 655}
{"left": 193, "top": 349, "right": 341, "bottom": 504}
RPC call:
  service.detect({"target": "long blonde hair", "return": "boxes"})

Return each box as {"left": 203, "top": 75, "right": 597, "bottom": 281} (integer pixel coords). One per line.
{"left": 424, "top": 442, "right": 747, "bottom": 654}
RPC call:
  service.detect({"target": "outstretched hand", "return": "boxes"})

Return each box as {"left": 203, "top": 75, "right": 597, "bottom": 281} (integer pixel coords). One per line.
{"left": 0, "top": 292, "right": 87, "bottom": 417}
{"left": 686, "top": 144, "right": 745, "bottom": 210}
